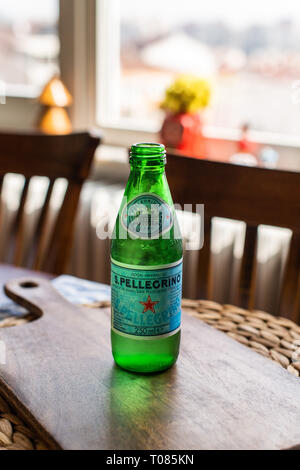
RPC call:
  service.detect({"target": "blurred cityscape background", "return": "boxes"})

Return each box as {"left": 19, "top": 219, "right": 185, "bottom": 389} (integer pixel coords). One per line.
{"left": 120, "top": 0, "right": 300, "bottom": 134}
{"left": 1, "top": 0, "right": 300, "bottom": 135}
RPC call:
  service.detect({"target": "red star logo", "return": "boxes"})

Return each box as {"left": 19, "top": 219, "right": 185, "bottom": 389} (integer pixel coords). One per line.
{"left": 139, "top": 295, "right": 159, "bottom": 313}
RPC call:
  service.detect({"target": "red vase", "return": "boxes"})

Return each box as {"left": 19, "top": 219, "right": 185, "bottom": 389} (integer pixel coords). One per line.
{"left": 160, "top": 112, "right": 205, "bottom": 158}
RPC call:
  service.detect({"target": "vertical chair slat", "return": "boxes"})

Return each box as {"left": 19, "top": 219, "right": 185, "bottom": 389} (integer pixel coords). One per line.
{"left": 237, "top": 225, "right": 258, "bottom": 309}
{"left": 13, "top": 178, "right": 31, "bottom": 266}
{"left": 0, "top": 176, "right": 4, "bottom": 230}
{"left": 42, "top": 181, "right": 82, "bottom": 274}
{"left": 279, "top": 231, "right": 300, "bottom": 322}
{"left": 197, "top": 216, "right": 212, "bottom": 299}
{"left": 0, "top": 176, "right": 4, "bottom": 202}
{"left": 32, "top": 179, "right": 55, "bottom": 271}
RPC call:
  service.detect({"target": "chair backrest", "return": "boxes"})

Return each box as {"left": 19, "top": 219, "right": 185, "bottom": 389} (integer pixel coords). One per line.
{"left": 0, "top": 131, "right": 100, "bottom": 274}
{"left": 166, "top": 151, "right": 300, "bottom": 323}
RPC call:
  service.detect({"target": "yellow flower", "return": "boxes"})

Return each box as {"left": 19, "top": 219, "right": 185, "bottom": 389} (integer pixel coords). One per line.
{"left": 161, "top": 75, "right": 212, "bottom": 114}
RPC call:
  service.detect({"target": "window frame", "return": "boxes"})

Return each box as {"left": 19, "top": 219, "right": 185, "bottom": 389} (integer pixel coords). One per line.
{"left": 59, "top": 0, "right": 97, "bottom": 129}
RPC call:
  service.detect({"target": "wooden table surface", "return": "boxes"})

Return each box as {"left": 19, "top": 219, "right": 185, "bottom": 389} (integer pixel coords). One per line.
{"left": 1, "top": 265, "right": 300, "bottom": 450}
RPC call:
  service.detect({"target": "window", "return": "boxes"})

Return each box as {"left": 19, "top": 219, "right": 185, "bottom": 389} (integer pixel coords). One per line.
{"left": 0, "top": 0, "right": 60, "bottom": 97}
{"left": 97, "top": 0, "right": 300, "bottom": 138}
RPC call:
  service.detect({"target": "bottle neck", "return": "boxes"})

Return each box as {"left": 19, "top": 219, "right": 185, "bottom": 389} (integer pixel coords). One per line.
{"left": 130, "top": 159, "right": 166, "bottom": 173}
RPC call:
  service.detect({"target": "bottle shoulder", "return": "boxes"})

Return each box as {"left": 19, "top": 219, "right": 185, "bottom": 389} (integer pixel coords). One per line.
{"left": 111, "top": 168, "right": 182, "bottom": 267}
{"left": 111, "top": 236, "right": 183, "bottom": 267}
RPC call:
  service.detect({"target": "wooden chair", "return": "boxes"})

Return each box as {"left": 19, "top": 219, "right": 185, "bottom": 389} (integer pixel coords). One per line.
{"left": 166, "top": 151, "right": 300, "bottom": 323}
{"left": 0, "top": 131, "right": 100, "bottom": 274}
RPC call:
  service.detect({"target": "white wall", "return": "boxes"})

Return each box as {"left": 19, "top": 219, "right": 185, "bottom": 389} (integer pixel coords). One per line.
{"left": 0, "top": 97, "right": 40, "bottom": 131}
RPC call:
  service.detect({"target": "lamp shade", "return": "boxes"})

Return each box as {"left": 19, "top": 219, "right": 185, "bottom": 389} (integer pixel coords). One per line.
{"left": 39, "top": 76, "right": 73, "bottom": 107}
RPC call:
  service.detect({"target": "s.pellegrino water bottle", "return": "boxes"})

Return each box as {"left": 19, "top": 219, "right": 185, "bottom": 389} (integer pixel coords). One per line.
{"left": 111, "top": 143, "right": 183, "bottom": 373}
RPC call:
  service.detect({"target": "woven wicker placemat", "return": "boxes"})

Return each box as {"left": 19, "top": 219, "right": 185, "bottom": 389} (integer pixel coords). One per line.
{"left": 0, "top": 394, "right": 48, "bottom": 450}
{"left": 1, "top": 298, "right": 300, "bottom": 450}
{"left": 181, "top": 299, "right": 300, "bottom": 377}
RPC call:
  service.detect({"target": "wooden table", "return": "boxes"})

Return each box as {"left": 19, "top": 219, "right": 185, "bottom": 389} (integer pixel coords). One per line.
{"left": 1, "top": 265, "right": 300, "bottom": 450}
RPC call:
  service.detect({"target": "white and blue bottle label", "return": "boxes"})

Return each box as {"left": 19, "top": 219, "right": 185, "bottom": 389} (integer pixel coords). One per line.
{"left": 111, "top": 258, "right": 183, "bottom": 338}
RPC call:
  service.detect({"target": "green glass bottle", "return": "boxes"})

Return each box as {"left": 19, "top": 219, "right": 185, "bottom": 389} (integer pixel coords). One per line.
{"left": 111, "top": 143, "right": 183, "bottom": 373}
